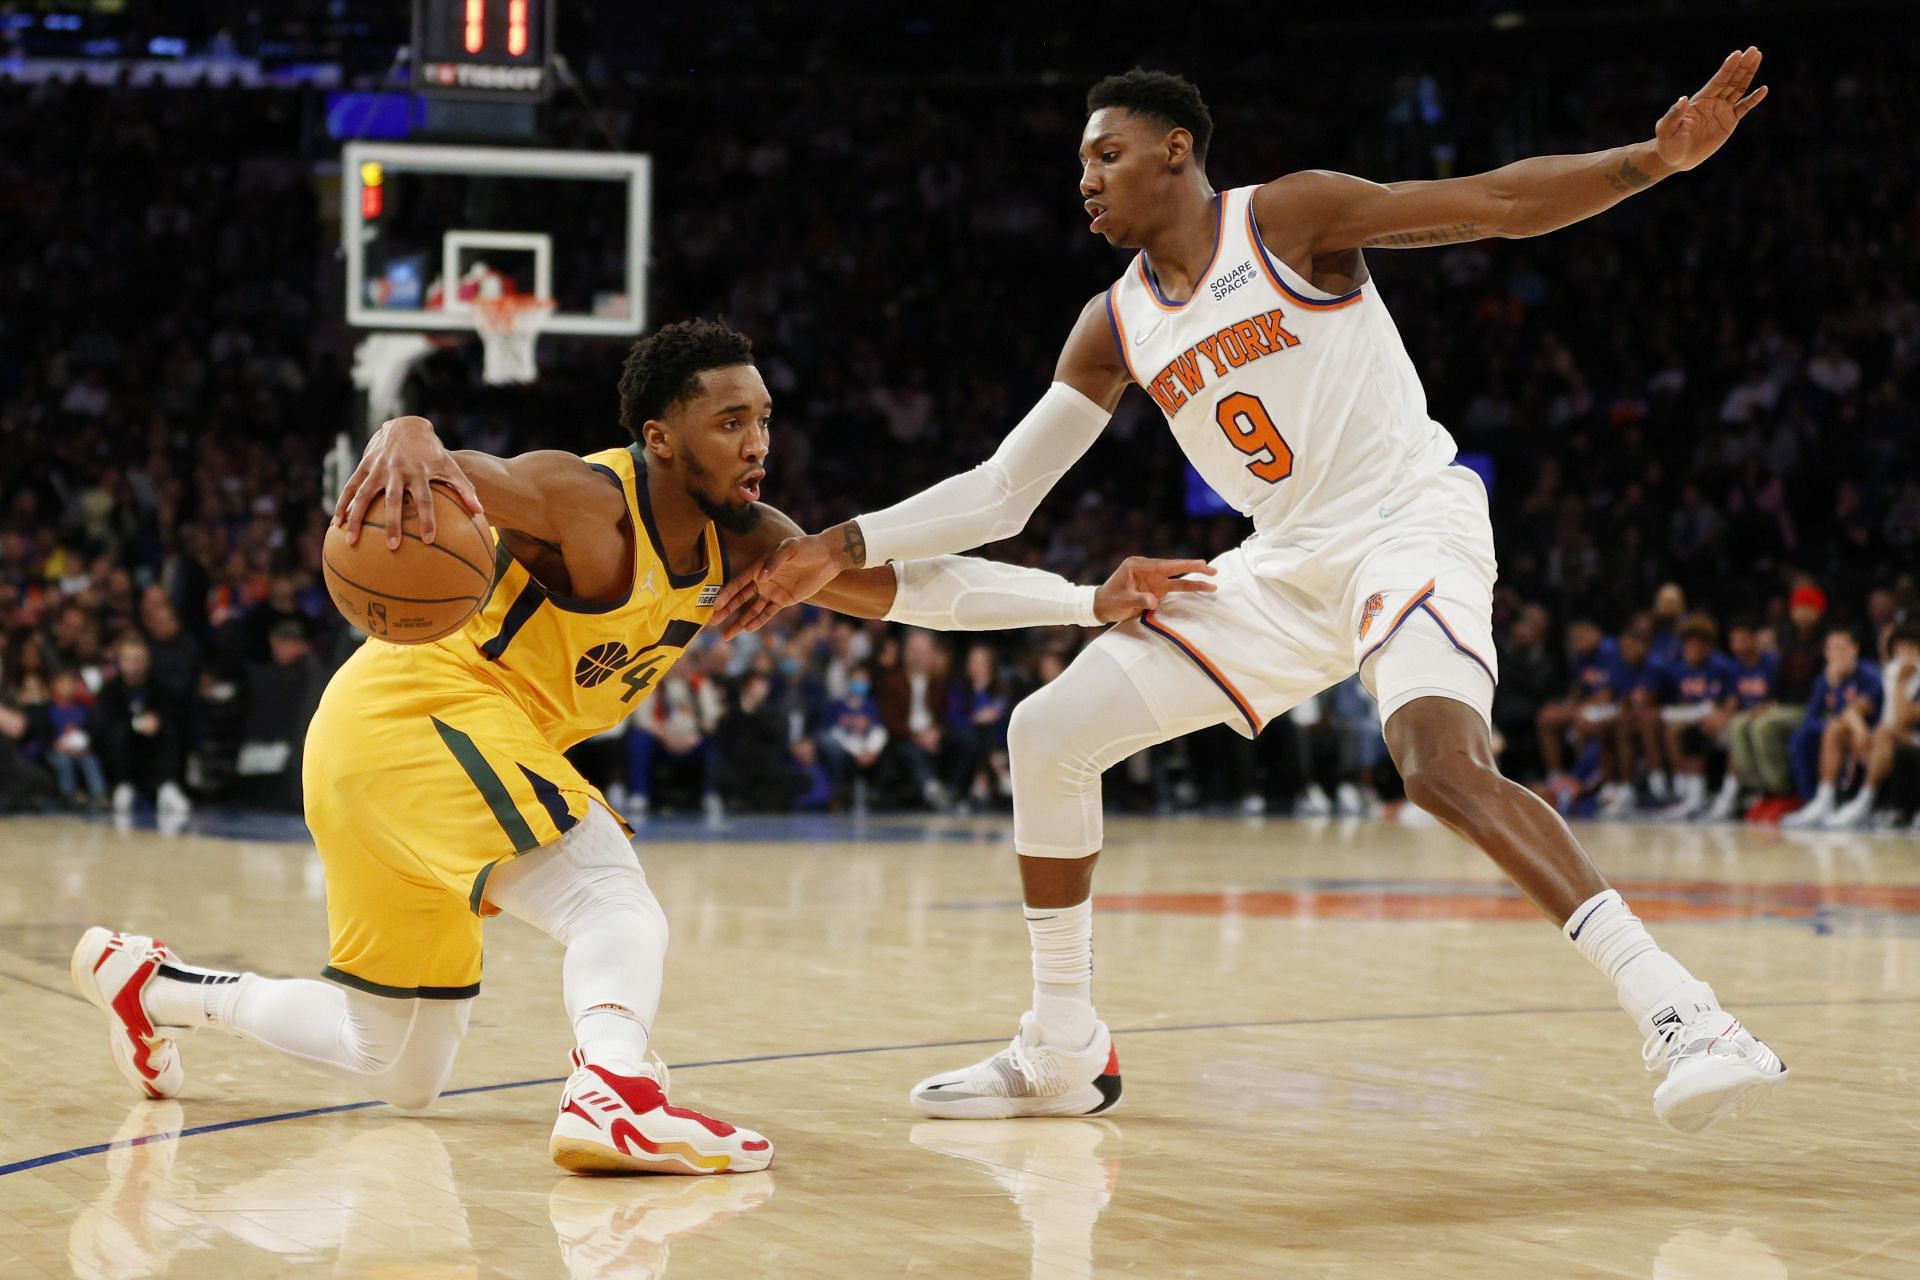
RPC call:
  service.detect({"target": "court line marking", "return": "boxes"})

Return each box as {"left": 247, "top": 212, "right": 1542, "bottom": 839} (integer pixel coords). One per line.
{"left": 6, "top": 993, "right": 1916, "bottom": 1180}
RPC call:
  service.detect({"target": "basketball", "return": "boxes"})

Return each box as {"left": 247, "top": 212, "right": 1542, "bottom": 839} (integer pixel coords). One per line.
{"left": 322, "top": 483, "right": 493, "bottom": 644}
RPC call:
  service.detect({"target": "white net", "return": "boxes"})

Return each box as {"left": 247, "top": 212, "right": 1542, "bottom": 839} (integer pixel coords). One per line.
{"left": 474, "top": 294, "right": 554, "bottom": 385}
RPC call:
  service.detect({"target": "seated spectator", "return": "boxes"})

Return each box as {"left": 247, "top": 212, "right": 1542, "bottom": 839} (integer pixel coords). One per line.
{"left": 1619, "top": 628, "right": 1675, "bottom": 808}
{"left": 1537, "top": 619, "right": 1626, "bottom": 815}
{"left": 97, "top": 632, "right": 190, "bottom": 817}
{"left": 230, "top": 620, "right": 325, "bottom": 812}
{"left": 39, "top": 669, "right": 109, "bottom": 810}
{"left": 1494, "top": 603, "right": 1559, "bottom": 783}
{"left": 1781, "top": 627, "right": 1883, "bottom": 827}
{"left": 819, "top": 665, "right": 887, "bottom": 810}
{"left": 876, "top": 631, "right": 956, "bottom": 811}
{"left": 0, "top": 691, "right": 59, "bottom": 814}
{"left": 712, "top": 673, "right": 825, "bottom": 812}
{"left": 1824, "top": 624, "right": 1920, "bottom": 829}
{"left": 626, "top": 670, "right": 720, "bottom": 817}
{"left": 1649, "top": 614, "right": 1737, "bottom": 818}
{"left": 1715, "top": 620, "right": 1780, "bottom": 819}
{"left": 947, "top": 643, "right": 1012, "bottom": 811}
{"left": 1747, "top": 584, "right": 1827, "bottom": 814}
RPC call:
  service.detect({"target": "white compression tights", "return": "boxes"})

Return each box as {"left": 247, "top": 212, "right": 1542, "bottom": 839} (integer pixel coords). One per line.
{"left": 209, "top": 802, "right": 667, "bottom": 1108}
{"left": 1010, "top": 639, "right": 1235, "bottom": 859}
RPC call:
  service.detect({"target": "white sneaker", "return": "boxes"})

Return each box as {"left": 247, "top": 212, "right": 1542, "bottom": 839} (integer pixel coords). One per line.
{"left": 909, "top": 1012, "right": 1121, "bottom": 1120}
{"left": 69, "top": 928, "right": 187, "bottom": 1099}
{"left": 1703, "top": 778, "right": 1741, "bottom": 822}
{"left": 1295, "top": 783, "right": 1333, "bottom": 818}
{"left": 1597, "top": 783, "right": 1636, "bottom": 820}
{"left": 111, "top": 783, "right": 136, "bottom": 814}
{"left": 1821, "top": 789, "right": 1875, "bottom": 830}
{"left": 550, "top": 1050, "right": 773, "bottom": 1175}
{"left": 1779, "top": 793, "right": 1832, "bottom": 828}
{"left": 156, "top": 782, "right": 191, "bottom": 817}
{"left": 1240, "top": 793, "right": 1266, "bottom": 816}
{"left": 1644, "top": 986, "right": 1787, "bottom": 1133}
{"left": 1334, "top": 782, "right": 1365, "bottom": 817}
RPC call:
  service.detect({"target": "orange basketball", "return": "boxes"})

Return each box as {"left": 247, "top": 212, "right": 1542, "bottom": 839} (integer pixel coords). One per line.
{"left": 322, "top": 482, "right": 494, "bottom": 644}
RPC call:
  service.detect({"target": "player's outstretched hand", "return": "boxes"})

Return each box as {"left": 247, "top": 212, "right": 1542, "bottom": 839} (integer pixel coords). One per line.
{"left": 712, "top": 530, "right": 845, "bottom": 622}
{"left": 333, "top": 415, "right": 485, "bottom": 549}
{"left": 1654, "top": 47, "right": 1766, "bottom": 172}
{"left": 1093, "top": 557, "right": 1217, "bottom": 623}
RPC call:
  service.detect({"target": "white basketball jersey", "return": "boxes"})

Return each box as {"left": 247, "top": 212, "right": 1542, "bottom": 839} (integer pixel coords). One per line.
{"left": 1107, "top": 185, "right": 1458, "bottom": 562}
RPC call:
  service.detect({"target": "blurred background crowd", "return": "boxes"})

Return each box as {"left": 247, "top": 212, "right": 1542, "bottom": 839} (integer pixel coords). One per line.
{"left": 1, "top": 4, "right": 1915, "bottom": 828}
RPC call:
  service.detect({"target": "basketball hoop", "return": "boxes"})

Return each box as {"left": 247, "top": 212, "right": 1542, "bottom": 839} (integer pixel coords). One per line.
{"left": 474, "top": 293, "right": 555, "bottom": 386}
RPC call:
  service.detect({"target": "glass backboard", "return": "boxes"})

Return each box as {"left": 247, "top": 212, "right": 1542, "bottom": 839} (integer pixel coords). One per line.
{"left": 343, "top": 142, "right": 649, "bottom": 336}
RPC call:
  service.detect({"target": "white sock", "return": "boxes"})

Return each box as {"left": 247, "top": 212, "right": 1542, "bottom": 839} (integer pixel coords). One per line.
{"left": 146, "top": 959, "right": 255, "bottom": 1029}
{"left": 1026, "top": 900, "right": 1095, "bottom": 1049}
{"left": 1650, "top": 770, "right": 1671, "bottom": 797}
{"left": 1715, "top": 774, "right": 1740, "bottom": 800}
{"left": 575, "top": 1005, "right": 651, "bottom": 1076}
{"left": 1810, "top": 782, "right": 1835, "bottom": 807}
{"left": 1563, "top": 889, "right": 1706, "bottom": 1035}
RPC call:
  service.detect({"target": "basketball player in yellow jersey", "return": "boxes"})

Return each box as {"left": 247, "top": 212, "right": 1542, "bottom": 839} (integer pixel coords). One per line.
{"left": 736, "top": 56, "right": 1788, "bottom": 1135}
{"left": 71, "top": 318, "right": 1213, "bottom": 1175}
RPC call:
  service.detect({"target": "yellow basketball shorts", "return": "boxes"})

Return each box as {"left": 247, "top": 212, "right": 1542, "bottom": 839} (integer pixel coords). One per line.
{"left": 302, "top": 641, "right": 622, "bottom": 999}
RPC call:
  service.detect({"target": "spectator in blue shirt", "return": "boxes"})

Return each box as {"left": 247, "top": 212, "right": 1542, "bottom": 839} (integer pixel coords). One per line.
{"left": 1615, "top": 630, "right": 1672, "bottom": 812}
{"left": 1536, "top": 620, "right": 1620, "bottom": 784}
{"left": 1651, "top": 614, "right": 1737, "bottom": 817}
{"left": 1781, "top": 627, "right": 1883, "bottom": 825}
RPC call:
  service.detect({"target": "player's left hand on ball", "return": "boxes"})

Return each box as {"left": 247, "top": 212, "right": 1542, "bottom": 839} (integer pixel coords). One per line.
{"left": 334, "top": 416, "right": 484, "bottom": 549}
{"left": 1093, "top": 557, "right": 1217, "bottom": 623}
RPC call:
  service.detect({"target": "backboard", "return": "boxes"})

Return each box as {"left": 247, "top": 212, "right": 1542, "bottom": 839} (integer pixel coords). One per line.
{"left": 342, "top": 142, "right": 650, "bottom": 336}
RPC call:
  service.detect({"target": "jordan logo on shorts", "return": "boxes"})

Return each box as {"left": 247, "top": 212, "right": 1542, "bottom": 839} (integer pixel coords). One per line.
{"left": 1358, "top": 593, "right": 1384, "bottom": 641}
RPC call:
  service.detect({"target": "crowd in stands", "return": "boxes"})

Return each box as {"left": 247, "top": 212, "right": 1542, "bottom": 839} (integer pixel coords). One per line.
{"left": 2, "top": 20, "right": 1916, "bottom": 829}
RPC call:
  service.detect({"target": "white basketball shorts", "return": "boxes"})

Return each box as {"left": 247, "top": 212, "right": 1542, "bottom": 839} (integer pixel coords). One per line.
{"left": 1095, "top": 463, "right": 1499, "bottom": 737}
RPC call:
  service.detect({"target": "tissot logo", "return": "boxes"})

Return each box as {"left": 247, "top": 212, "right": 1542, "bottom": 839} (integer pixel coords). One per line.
{"left": 1209, "top": 261, "right": 1256, "bottom": 301}
{"left": 423, "top": 62, "right": 546, "bottom": 92}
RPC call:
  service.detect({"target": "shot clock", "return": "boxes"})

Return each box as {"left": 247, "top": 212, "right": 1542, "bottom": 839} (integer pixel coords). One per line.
{"left": 413, "top": 0, "right": 556, "bottom": 101}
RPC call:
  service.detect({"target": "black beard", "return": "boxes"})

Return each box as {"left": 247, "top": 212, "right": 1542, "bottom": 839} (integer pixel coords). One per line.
{"left": 693, "top": 487, "right": 761, "bottom": 534}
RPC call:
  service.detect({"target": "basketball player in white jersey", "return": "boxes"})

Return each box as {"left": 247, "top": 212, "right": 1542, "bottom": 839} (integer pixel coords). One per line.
{"left": 724, "top": 53, "right": 1781, "bottom": 1133}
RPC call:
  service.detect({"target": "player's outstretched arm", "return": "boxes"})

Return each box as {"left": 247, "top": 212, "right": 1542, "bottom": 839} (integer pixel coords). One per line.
{"left": 716, "top": 297, "right": 1131, "bottom": 616}
{"left": 1259, "top": 48, "right": 1766, "bottom": 256}
{"left": 715, "top": 503, "right": 1212, "bottom": 637}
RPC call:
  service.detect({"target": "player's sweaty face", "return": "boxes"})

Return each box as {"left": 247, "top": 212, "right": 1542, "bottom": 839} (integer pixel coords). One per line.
{"left": 676, "top": 364, "right": 770, "bottom": 526}
{"left": 1078, "top": 108, "right": 1167, "bottom": 247}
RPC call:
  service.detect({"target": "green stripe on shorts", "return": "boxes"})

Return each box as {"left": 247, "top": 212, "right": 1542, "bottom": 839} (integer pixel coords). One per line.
{"left": 431, "top": 716, "right": 539, "bottom": 853}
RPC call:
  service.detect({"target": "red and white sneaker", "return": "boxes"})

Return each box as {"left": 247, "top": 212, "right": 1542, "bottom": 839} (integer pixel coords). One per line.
{"left": 550, "top": 1050, "right": 774, "bottom": 1176}
{"left": 70, "top": 928, "right": 186, "bottom": 1100}
{"left": 909, "top": 1013, "right": 1122, "bottom": 1119}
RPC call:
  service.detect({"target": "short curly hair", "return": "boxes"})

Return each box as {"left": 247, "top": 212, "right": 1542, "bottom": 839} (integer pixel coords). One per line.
{"left": 617, "top": 318, "right": 755, "bottom": 442}
{"left": 1087, "top": 68, "right": 1213, "bottom": 164}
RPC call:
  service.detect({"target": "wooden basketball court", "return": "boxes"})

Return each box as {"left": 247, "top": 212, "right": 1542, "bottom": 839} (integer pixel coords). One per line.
{"left": 3, "top": 811, "right": 1917, "bottom": 1277}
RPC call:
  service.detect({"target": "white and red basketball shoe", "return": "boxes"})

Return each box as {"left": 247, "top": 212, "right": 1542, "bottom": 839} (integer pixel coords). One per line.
{"left": 550, "top": 1051, "right": 774, "bottom": 1175}
{"left": 909, "top": 1013, "right": 1122, "bottom": 1120}
{"left": 1644, "top": 991, "right": 1788, "bottom": 1133}
{"left": 70, "top": 928, "right": 187, "bottom": 1100}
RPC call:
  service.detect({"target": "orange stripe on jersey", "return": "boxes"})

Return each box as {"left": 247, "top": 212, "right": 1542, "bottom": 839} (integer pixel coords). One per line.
{"left": 1245, "top": 198, "right": 1365, "bottom": 312}
{"left": 1104, "top": 284, "right": 1143, "bottom": 386}
{"left": 1358, "top": 579, "right": 1437, "bottom": 669}
{"left": 1135, "top": 195, "right": 1228, "bottom": 313}
{"left": 1141, "top": 610, "right": 1261, "bottom": 735}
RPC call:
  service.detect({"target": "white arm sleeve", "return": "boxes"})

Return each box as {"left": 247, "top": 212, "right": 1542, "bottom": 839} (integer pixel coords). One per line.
{"left": 853, "top": 382, "right": 1111, "bottom": 565}
{"left": 883, "top": 556, "right": 1100, "bottom": 631}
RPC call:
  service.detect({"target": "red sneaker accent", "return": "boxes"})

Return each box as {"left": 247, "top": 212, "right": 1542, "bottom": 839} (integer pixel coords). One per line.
{"left": 109, "top": 956, "right": 163, "bottom": 1085}
{"left": 92, "top": 932, "right": 120, "bottom": 974}
{"left": 587, "top": 1064, "right": 737, "bottom": 1137}
{"left": 1103, "top": 1046, "right": 1120, "bottom": 1076}
{"left": 742, "top": 1138, "right": 770, "bottom": 1152}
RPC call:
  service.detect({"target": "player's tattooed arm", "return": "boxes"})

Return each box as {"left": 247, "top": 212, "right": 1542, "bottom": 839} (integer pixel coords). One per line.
{"left": 839, "top": 521, "right": 868, "bottom": 569}
{"left": 1266, "top": 49, "right": 1765, "bottom": 256}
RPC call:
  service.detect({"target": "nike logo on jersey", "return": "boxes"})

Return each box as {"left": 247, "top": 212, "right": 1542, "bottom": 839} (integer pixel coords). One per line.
{"left": 1132, "top": 315, "right": 1164, "bottom": 346}
{"left": 1142, "top": 308, "right": 1302, "bottom": 417}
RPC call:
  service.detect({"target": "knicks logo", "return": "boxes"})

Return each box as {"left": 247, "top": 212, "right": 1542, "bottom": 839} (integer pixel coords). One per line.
{"left": 1358, "top": 593, "right": 1384, "bottom": 641}
{"left": 575, "top": 642, "right": 633, "bottom": 688}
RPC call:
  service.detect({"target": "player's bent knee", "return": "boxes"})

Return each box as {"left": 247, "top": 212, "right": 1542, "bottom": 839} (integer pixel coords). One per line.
{"left": 1401, "top": 755, "right": 1502, "bottom": 822}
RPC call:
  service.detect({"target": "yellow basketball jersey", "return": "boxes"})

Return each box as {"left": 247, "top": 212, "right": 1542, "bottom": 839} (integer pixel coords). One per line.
{"left": 441, "top": 443, "right": 725, "bottom": 752}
